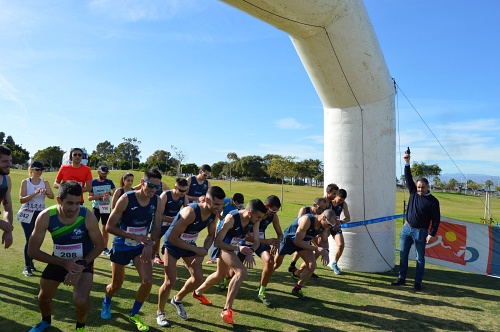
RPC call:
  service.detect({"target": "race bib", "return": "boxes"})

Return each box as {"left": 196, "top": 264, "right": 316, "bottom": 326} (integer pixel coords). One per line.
{"left": 180, "top": 233, "right": 199, "bottom": 245}
{"left": 245, "top": 231, "right": 265, "bottom": 245}
{"left": 230, "top": 237, "right": 245, "bottom": 246}
{"left": 98, "top": 203, "right": 110, "bottom": 214}
{"left": 54, "top": 243, "right": 83, "bottom": 259}
{"left": 125, "top": 226, "right": 148, "bottom": 246}
{"left": 17, "top": 209, "right": 34, "bottom": 224}
{"left": 162, "top": 221, "right": 171, "bottom": 227}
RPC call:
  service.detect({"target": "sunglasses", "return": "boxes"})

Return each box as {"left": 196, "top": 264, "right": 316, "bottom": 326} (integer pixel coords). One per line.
{"left": 326, "top": 219, "right": 337, "bottom": 228}
{"left": 144, "top": 179, "right": 161, "bottom": 190}
{"left": 202, "top": 173, "right": 209, "bottom": 177}
{"left": 177, "top": 187, "right": 188, "bottom": 193}
{"left": 268, "top": 208, "right": 279, "bottom": 214}
{"left": 72, "top": 153, "right": 82, "bottom": 157}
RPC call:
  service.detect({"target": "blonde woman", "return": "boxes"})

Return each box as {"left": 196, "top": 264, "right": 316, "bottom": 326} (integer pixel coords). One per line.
{"left": 18, "top": 161, "right": 54, "bottom": 276}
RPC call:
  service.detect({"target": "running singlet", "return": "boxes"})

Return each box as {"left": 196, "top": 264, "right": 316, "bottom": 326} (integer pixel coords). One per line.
{"left": 164, "top": 190, "right": 185, "bottom": 218}
{"left": 331, "top": 202, "right": 344, "bottom": 217}
{"left": 0, "top": 175, "right": 7, "bottom": 204}
{"left": 303, "top": 206, "right": 312, "bottom": 215}
{"left": 113, "top": 191, "right": 157, "bottom": 251}
{"left": 21, "top": 178, "right": 46, "bottom": 211}
{"left": 222, "top": 210, "right": 254, "bottom": 246}
{"left": 188, "top": 176, "right": 209, "bottom": 201}
{"left": 245, "top": 214, "right": 273, "bottom": 243}
{"left": 283, "top": 213, "right": 324, "bottom": 243}
{"left": 164, "top": 203, "right": 216, "bottom": 247}
{"left": 48, "top": 205, "right": 93, "bottom": 260}
{"left": 90, "top": 179, "right": 115, "bottom": 209}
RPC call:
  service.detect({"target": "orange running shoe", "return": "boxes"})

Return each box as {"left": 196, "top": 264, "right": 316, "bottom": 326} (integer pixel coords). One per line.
{"left": 221, "top": 309, "right": 236, "bottom": 324}
{"left": 192, "top": 291, "right": 212, "bottom": 305}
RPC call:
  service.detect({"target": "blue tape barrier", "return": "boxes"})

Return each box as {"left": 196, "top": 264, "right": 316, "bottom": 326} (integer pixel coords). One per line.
{"left": 341, "top": 214, "right": 405, "bottom": 229}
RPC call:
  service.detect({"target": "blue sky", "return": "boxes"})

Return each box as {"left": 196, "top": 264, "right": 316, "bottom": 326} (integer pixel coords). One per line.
{"left": 1, "top": 0, "right": 499, "bottom": 177}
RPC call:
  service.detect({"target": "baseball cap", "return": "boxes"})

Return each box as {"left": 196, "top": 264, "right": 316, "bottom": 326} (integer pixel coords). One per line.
{"left": 98, "top": 166, "right": 109, "bottom": 174}
{"left": 30, "top": 161, "right": 45, "bottom": 170}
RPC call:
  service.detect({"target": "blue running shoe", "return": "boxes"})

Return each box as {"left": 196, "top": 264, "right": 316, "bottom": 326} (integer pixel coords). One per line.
{"left": 101, "top": 301, "right": 112, "bottom": 320}
{"left": 30, "top": 320, "right": 51, "bottom": 332}
{"left": 330, "top": 262, "right": 341, "bottom": 275}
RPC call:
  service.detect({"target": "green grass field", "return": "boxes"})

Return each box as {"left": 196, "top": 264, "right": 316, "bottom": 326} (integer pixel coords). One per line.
{"left": 1, "top": 169, "right": 499, "bottom": 331}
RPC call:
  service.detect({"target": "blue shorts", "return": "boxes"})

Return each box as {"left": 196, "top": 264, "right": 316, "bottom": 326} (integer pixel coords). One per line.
{"left": 278, "top": 237, "right": 303, "bottom": 256}
{"left": 164, "top": 242, "right": 197, "bottom": 260}
{"left": 237, "top": 243, "right": 271, "bottom": 261}
{"left": 110, "top": 246, "right": 144, "bottom": 265}
{"left": 42, "top": 262, "right": 93, "bottom": 282}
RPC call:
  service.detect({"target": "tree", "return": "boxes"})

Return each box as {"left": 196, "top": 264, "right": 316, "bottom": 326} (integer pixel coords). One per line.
{"left": 91, "top": 140, "right": 115, "bottom": 167}
{"left": 183, "top": 163, "right": 199, "bottom": 175}
{"left": 237, "top": 155, "right": 266, "bottom": 179}
{"left": 447, "top": 178, "right": 458, "bottom": 191}
{"left": 410, "top": 162, "right": 441, "bottom": 179}
{"left": 4, "top": 135, "right": 30, "bottom": 166}
{"left": 484, "top": 180, "right": 494, "bottom": 191}
{"left": 211, "top": 161, "right": 226, "bottom": 178}
{"left": 170, "top": 145, "right": 187, "bottom": 176}
{"left": 146, "top": 150, "right": 172, "bottom": 173}
{"left": 227, "top": 152, "right": 239, "bottom": 190}
{"left": 0, "top": 132, "right": 4, "bottom": 144}
{"left": 33, "top": 146, "right": 65, "bottom": 170}
{"left": 297, "top": 159, "right": 323, "bottom": 186}
{"left": 117, "top": 137, "right": 141, "bottom": 170}
{"left": 266, "top": 155, "right": 296, "bottom": 204}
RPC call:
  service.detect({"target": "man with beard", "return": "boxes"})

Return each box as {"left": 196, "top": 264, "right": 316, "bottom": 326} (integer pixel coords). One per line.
{"left": 0, "top": 145, "right": 13, "bottom": 249}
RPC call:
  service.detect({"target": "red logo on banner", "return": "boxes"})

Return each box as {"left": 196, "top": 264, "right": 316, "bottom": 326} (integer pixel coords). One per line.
{"left": 425, "top": 221, "right": 467, "bottom": 265}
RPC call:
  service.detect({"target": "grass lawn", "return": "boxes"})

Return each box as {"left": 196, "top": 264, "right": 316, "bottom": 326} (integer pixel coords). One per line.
{"left": 1, "top": 169, "right": 499, "bottom": 331}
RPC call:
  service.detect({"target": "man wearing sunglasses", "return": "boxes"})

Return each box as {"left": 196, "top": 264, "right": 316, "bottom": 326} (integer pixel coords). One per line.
{"left": 54, "top": 148, "right": 92, "bottom": 204}
{"left": 274, "top": 209, "right": 336, "bottom": 298}
{"left": 288, "top": 197, "right": 329, "bottom": 278}
{"left": 156, "top": 186, "right": 225, "bottom": 327}
{"left": 186, "top": 164, "right": 212, "bottom": 203}
{"left": 153, "top": 178, "right": 189, "bottom": 264}
{"left": 101, "top": 168, "right": 163, "bottom": 332}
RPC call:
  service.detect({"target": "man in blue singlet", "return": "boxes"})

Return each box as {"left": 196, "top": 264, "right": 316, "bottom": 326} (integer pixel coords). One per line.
{"left": 186, "top": 164, "right": 211, "bottom": 203}
{"left": 274, "top": 210, "right": 336, "bottom": 298}
{"left": 101, "top": 167, "right": 163, "bottom": 332}
{"left": 0, "top": 145, "right": 13, "bottom": 249}
{"left": 329, "top": 189, "right": 351, "bottom": 274}
{"left": 28, "top": 181, "right": 105, "bottom": 332}
{"left": 194, "top": 199, "right": 267, "bottom": 325}
{"left": 288, "top": 197, "right": 328, "bottom": 277}
{"left": 156, "top": 186, "right": 225, "bottom": 327}
{"left": 152, "top": 177, "right": 189, "bottom": 264}
{"left": 88, "top": 165, "right": 115, "bottom": 255}
{"left": 237, "top": 195, "right": 283, "bottom": 306}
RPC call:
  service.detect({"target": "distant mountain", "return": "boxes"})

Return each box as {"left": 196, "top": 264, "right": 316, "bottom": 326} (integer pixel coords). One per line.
{"left": 439, "top": 173, "right": 500, "bottom": 186}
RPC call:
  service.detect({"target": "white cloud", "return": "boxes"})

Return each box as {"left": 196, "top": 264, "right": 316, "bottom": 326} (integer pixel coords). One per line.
{"left": 275, "top": 117, "right": 310, "bottom": 130}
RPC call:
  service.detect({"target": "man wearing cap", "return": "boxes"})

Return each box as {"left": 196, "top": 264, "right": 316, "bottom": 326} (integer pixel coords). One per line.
{"left": 54, "top": 148, "right": 92, "bottom": 204}
{"left": 0, "top": 145, "right": 14, "bottom": 249}
{"left": 89, "top": 166, "right": 116, "bottom": 255}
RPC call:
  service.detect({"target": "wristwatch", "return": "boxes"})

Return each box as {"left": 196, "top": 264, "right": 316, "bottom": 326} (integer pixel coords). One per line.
{"left": 76, "top": 259, "right": 88, "bottom": 267}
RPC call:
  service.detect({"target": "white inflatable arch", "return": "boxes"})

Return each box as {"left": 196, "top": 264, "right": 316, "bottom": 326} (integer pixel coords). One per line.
{"left": 221, "top": 0, "right": 396, "bottom": 272}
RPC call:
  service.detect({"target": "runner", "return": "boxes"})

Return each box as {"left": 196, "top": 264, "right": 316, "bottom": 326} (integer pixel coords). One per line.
{"left": 101, "top": 168, "right": 162, "bottom": 332}
{"left": 0, "top": 145, "right": 13, "bottom": 249}
{"left": 274, "top": 210, "right": 336, "bottom": 298}
{"left": 328, "top": 189, "right": 351, "bottom": 275}
{"left": 186, "top": 164, "right": 211, "bottom": 203}
{"left": 54, "top": 148, "right": 92, "bottom": 204}
{"left": 18, "top": 161, "right": 55, "bottom": 276}
{"left": 156, "top": 186, "right": 225, "bottom": 327}
{"left": 193, "top": 199, "right": 267, "bottom": 325}
{"left": 88, "top": 165, "right": 115, "bottom": 256}
{"left": 28, "top": 181, "right": 105, "bottom": 332}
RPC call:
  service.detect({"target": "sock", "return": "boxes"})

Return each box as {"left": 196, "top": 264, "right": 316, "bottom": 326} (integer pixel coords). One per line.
{"left": 290, "top": 260, "right": 296, "bottom": 266}
{"left": 76, "top": 321, "right": 85, "bottom": 329}
{"left": 42, "top": 315, "right": 51, "bottom": 325}
{"left": 258, "top": 286, "right": 266, "bottom": 296}
{"left": 130, "top": 300, "right": 144, "bottom": 316}
{"left": 155, "top": 254, "right": 160, "bottom": 258}
{"left": 104, "top": 294, "right": 112, "bottom": 304}
{"left": 294, "top": 284, "right": 302, "bottom": 290}
{"left": 173, "top": 296, "right": 182, "bottom": 304}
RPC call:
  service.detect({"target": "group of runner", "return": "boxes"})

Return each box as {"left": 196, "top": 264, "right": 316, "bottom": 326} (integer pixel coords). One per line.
{"left": 0, "top": 146, "right": 351, "bottom": 331}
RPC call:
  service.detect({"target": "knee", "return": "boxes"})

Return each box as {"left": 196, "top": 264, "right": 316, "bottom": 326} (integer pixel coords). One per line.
{"left": 338, "top": 242, "right": 345, "bottom": 251}
{"left": 142, "top": 277, "right": 153, "bottom": 288}
{"left": 74, "top": 295, "right": 89, "bottom": 309}
{"left": 110, "top": 279, "right": 123, "bottom": 292}
{"left": 234, "top": 268, "right": 248, "bottom": 279}
{"left": 308, "top": 261, "right": 317, "bottom": 271}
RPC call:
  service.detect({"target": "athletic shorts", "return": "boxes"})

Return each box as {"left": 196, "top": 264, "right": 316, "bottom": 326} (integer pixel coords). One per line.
{"left": 278, "top": 237, "right": 304, "bottom": 256}
{"left": 41, "top": 262, "right": 93, "bottom": 282}
{"left": 93, "top": 208, "right": 110, "bottom": 225}
{"left": 110, "top": 246, "right": 144, "bottom": 265}
{"left": 237, "top": 243, "right": 271, "bottom": 261}
{"left": 164, "top": 242, "right": 197, "bottom": 260}
{"left": 330, "top": 228, "right": 343, "bottom": 236}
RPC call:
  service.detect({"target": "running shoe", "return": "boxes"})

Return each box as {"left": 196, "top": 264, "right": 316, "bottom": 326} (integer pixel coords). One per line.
{"left": 128, "top": 260, "right": 134, "bottom": 266}
{"left": 221, "top": 309, "right": 236, "bottom": 325}
{"left": 76, "top": 328, "right": 85, "bottom": 332}
{"left": 258, "top": 293, "right": 271, "bottom": 306}
{"left": 23, "top": 266, "right": 34, "bottom": 277}
{"left": 101, "top": 301, "right": 112, "bottom": 320}
{"left": 192, "top": 291, "right": 212, "bottom": 305}
{"left": 102, "top": 248, "right": 110, "bottom": 255}
{"left": 156, "top": 312, "right": 171, "bottom": 327}
{"left": 330, "top": 262, "right": 341, "bottom": 275}
{"left": 218, "top": 278, "right": 230, "bottom": 291}
{"left": 29, "top": 320, "right": 51, "bottom": 332}
{"left": 31, "top": 264, "right": 37, "bottom": 272}
{"left": 291, "top": 271, "right": 299, "bottom": 280}
{"left": 129, "top": 314, "right": 149, "bottom": 331}
{"left": 170, "top": 297, "right": 188, "bottom": 319}
{"left": 206, "top": 259, "right": 216, "bottom": 264}
{"left": 154, "top": 256, "right": 164, "bottom": 265}
{"left": 291, "top": 288, "right": 304, "bottom": 298}
{"left": 288, "top": 265, "right": 297, "bottom": 273}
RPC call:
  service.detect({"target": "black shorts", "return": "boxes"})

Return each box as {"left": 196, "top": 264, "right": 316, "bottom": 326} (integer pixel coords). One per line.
{"left": 93, "top": 208, "right": 110, "bottom": 225}
{"left": 41, "top": 262, "right": 94, "bottom": 282}
{"left": 110, "top": 246, "right": 144, "bottom": 265}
